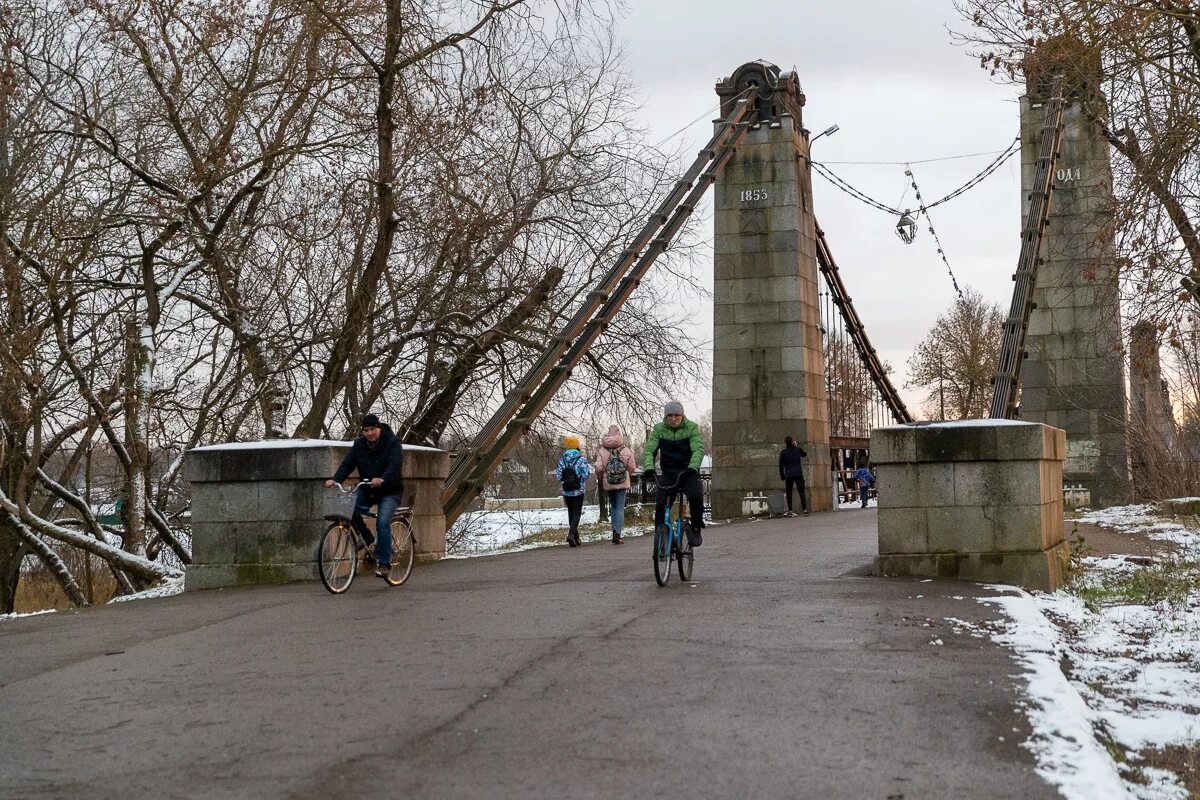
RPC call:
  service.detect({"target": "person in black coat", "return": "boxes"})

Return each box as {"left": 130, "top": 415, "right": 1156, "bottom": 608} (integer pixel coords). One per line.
{"left": 778, "top": 436, "right": 808, "bottom": 517}
{"left": 325, "top": 413, "right": 404, "bottom": 576}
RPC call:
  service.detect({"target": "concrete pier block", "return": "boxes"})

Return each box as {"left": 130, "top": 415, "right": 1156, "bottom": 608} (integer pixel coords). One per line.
{"left": 871, "top": 420, "right": 1068, "bottom": 591}
{"left": 185, "top": 439, "right": 449, "bottom": 591}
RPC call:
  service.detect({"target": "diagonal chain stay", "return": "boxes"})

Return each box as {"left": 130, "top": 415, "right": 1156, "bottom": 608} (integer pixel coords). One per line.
{"left": 989, "top": 86, "right": 1065, "bottom": 419}
{"left": 441, "top": 96, "right": 758, "bottom": 523}
{"left": 815, "top": 226, "right": 913, "bottom": 424}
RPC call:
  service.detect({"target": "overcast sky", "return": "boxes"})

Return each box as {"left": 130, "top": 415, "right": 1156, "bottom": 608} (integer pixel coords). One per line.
{"left": 612, "top": 0, "right": 1023, "bottom": 417}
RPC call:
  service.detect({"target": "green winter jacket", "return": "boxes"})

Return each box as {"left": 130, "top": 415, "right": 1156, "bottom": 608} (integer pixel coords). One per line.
{"left": 643, "top": 417, "right": 704, "bottom": 475}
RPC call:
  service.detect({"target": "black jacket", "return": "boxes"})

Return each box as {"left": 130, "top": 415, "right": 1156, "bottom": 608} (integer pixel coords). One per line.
{"left": 332, "top": 423, "right": 404, "bottom": 499}
{"left": 779, "top": 443, "right": 807, "bottom": 481}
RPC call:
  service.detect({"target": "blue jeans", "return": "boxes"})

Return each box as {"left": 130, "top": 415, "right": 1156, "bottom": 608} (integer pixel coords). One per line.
{"left": 607, "top": 489, "right": 627, "bottom": 533}
{"left": 859, "top": 485, "right": 870, "bottom": 507}
{"left": 352, "top": 487, "right": 399, "bottom": 567}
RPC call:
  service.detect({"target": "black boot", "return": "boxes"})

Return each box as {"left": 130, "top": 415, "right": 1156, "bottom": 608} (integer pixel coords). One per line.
{"left": 687, "top": 522, "right": 703, "bottom": 548}
{"left": 612, "top": 531, "right": 621, "bottom": 544}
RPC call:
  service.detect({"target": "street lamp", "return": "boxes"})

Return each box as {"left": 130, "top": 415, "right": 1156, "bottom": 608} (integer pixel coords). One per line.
{"left": 810, "top": 123, "right": 839, "bottom": 144}
{"left": 895, "top": 209, "right": 919, "bottom": 244}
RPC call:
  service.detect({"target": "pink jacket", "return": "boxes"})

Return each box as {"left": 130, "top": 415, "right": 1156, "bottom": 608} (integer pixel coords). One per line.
{"left": 595, "top": 425, "right": 638, "bottom": 490}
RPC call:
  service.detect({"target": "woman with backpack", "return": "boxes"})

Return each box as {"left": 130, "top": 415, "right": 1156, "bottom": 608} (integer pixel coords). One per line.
{"left": 556, "top": 434, "right": 593, "bottom": 547}
{"left": 595, "top": 424, "right": 639, "bottom": 545}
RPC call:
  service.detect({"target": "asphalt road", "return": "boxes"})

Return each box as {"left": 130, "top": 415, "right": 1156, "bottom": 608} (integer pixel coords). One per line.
{"left": 1, "top": 509, "right": 1057, "bottom": 800}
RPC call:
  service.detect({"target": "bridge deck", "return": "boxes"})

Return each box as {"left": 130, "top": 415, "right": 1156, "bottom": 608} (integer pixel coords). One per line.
{"left": 1, "top": 511, "right": 1055, "bottom": 799}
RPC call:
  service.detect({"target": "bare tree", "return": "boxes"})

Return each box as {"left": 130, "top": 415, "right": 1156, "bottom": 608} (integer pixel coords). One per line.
{"left": 953, "top": 1, "right": 1200, "bottom": 325}
{"left": 906, "top": 288, "right": 1004, "bottom": 420}
{"left": 0, "top": 0, "right": 709, "bottom": 611}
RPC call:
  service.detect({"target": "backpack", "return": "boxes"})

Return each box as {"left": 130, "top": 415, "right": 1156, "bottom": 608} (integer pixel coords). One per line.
{"left": 605, "top": 447, "right": 628, "bottom": 486}
{"left": 561, "top": 456, "right": 581, "bottom": 492}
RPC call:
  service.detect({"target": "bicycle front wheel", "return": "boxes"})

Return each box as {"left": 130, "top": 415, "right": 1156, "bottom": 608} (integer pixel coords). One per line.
{"left": 653, "top": 523, "right": 672, "bottom": 586}
{"left": 384, "top": 521, "right": 416, "bottom": 587}
{"left": 318, "top": 522, "right": 357, "bottom": 594}
{"left": 677, "top": 524, "right": 694, "bottom": 582}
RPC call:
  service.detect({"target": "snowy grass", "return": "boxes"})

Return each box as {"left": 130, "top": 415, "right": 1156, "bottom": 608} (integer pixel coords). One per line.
{"left": 446, "top": 501, "right": 656, "bottom": 557}
{"left": 981, "top": 501, "right": 1200, "bottom": 800}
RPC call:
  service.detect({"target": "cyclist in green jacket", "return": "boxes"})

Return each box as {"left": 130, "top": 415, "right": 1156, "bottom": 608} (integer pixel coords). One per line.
{"left": 643, "top": 400, "right": 706, "bottom": 546}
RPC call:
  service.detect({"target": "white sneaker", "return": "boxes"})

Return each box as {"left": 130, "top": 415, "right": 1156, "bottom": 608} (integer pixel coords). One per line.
{"left": 784, "top": 511, "right": 795, "bottom": 517}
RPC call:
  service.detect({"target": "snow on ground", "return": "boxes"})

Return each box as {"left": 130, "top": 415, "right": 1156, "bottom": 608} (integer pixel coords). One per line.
{"left": 1076, "top": 504, "right": 1200, "bottom": 553}
{"left": 0, "top": 608, "right": 57, "bottom": 622}
{"left": 447, "top": 502, "right": 653, "bottom": 557}
{"left": 108, "top": 574, "right": 185, "bottom": 604}
{"left": 979, "top": 502, "right": 1200, "bottom": 800}
{"left": 838, "top": 497, "right": 877, "bottom": 510}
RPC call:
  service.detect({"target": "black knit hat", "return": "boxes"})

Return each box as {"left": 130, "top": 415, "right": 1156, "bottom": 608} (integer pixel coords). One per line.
{"left": 360, "top": 413, "right": 381, "bottom": 429}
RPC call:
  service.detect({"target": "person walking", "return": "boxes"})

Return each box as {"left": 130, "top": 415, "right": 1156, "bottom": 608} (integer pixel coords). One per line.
{"left": 778, "top": 436, "right": 808, "bottom": 517}
{"left": 595, "top": 425, "right": 638, "bottom": 545}
{"left": 556, "top": 434, "right": 593, "bottom": 547}
{"left": 853, "top": 464, "right": 875, "bottom": 508}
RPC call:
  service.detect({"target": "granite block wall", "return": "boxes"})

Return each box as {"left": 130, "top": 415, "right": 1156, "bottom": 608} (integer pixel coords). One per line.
{"left": 711, "top": 112, "right": 832, "bottom": 518}
{"left": 185, "top": 440, "right": 449, "bottom": 590}
{"left": 872, "top": 421, "right": 1069, "bottom": 591}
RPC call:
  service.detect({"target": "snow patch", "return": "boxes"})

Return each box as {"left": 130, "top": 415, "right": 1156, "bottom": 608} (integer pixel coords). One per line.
{"left": 191, "top": 439, "right": 443, "bottom": 453}
{"left": 978, "top": 590, "right": 1133, "bottom": 799}
{"left": 0, "top": 608, "right": 57, "bottom": 622}
{"left": 109, "top": 574, "right": 185, "bottom": 604}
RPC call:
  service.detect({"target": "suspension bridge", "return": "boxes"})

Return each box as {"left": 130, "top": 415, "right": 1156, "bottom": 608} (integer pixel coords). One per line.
{"left": 440, "top": 56, "right": 1121, "bottom": 522}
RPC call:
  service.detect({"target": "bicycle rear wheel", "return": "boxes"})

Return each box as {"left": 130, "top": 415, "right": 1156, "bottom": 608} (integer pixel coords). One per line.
{"left": 653, "top": 523, "right": 672, "bottom": 586}
{"left": 318, "top": 521, "right": 357, "bottom": 594}
{"left": 677, "top": 522, "right": 693, "bottom": 582}
{"left": 383, "top": 520, "right": 416, "bottom": 587}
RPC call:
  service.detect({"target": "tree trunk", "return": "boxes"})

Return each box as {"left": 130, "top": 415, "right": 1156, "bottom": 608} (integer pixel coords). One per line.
{"left": 121, "top": 319, "right": 149, "bottom": 562}
{"left": 0, "top": 520, "right": 24, "bottom": 614}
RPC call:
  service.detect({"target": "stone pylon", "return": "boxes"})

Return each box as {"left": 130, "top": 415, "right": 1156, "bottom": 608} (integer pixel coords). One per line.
{"left": 710, "top": 61, "right": 832, "bottom": 518}
{"left": 1018, "top": 44, "right": 1131, "bottom": 507}
{"left": 1129, "top": 320, "right": 1176, "bottom": 496}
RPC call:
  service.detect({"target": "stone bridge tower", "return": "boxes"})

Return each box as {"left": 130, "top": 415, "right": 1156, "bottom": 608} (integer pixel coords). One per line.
{"left": 710, "top": 61, "right": 832, "bottom": 518}
{"left": 1018, "top": 42, "right": 1131, "bottom": 506}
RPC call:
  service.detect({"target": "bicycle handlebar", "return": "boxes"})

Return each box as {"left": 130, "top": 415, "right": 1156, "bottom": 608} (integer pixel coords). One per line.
{"left": 329, "top": 479, "right": 372, "bottom": 494}
{"left": 648, "top": 471, "right": 690, "bottom": 490}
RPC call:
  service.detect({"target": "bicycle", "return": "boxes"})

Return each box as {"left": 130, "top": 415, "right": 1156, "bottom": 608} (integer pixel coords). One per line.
{"left": 651, "top": 472, "right": 694, "bottom": 587}
{"left": 318, "top": 480, "right": 415, "bottom": 593}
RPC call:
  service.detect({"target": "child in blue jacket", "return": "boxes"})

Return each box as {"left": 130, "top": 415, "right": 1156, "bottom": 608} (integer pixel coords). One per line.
{"left": 853, "top": 466, "right": 875, "bottom": 508}
{"left": 556, "top": 434, "right": 593, "bottom": 547}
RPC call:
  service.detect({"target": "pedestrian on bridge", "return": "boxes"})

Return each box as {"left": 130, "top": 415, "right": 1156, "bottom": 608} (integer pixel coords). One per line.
{"left": 853, "top": 465, "right": 875, "bottom": 508}
{"left": 556, "top": 434, "right": 592, "bottom": 547}
{"left": 644, "top": 401, "right": 705, "bottom": 547}
{"left": 779, "top": 436, "right": 808, "bottom": 517}
{"left": 595, "top": 424, "right": 638, "bottom": 545}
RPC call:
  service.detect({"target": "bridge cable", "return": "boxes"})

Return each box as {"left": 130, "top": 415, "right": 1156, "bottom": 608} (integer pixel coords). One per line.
{"left": 439, "top": 93, "right": 760, "bottom": 525}
{"left": 650, "top": 85, "right": 755, "bottom": 150}
{"left": 905, "top": 165, "right": 963, "bottom": 298}
{"left": 808, "top": 136, "right": 1020, "bottom": 215}
{"left": 819, "top": 144, "right": 1018, "bottom": 166}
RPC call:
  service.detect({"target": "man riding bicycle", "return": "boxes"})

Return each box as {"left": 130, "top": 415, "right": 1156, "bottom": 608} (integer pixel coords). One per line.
{"left": 324, "top": 413, "right": 404, "bottom": 579}
{"left": 643, "top": 400, "right": 705, "bottom": 547}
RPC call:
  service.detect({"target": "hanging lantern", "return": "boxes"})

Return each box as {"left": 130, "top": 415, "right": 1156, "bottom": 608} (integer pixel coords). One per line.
{"left": 895, "top": 209, "right": 918, "bottom": 244}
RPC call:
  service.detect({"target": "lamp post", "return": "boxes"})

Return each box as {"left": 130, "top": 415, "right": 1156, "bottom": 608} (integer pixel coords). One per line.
{"left": 810, "top": 123, "right": 839, "bottom": 144}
